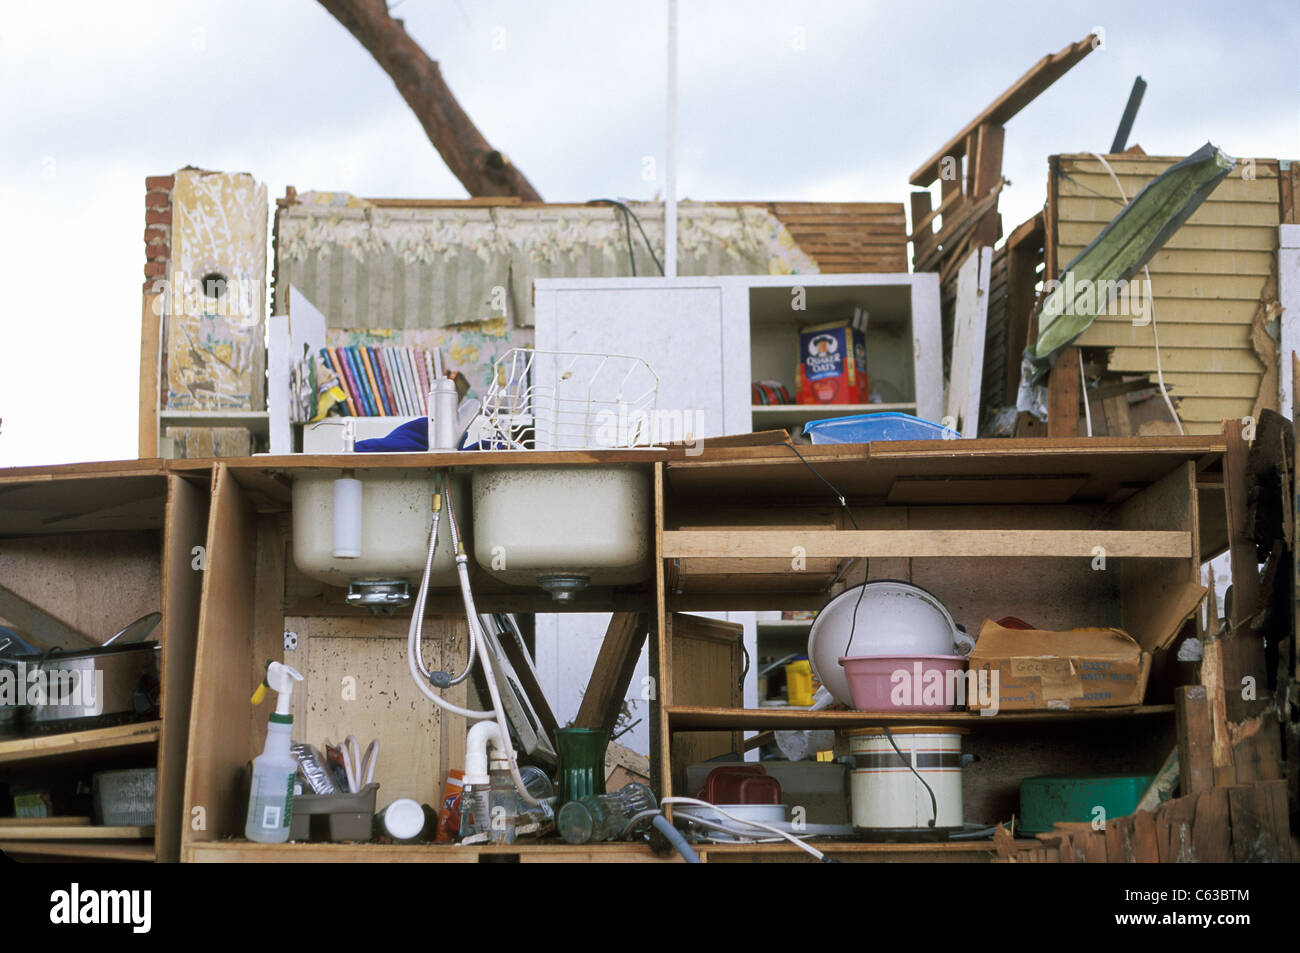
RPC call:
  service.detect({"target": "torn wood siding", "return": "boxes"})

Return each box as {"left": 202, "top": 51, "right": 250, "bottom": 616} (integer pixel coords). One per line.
{"left": 1053, "top": 154, "right": 1280, "bottom": 434}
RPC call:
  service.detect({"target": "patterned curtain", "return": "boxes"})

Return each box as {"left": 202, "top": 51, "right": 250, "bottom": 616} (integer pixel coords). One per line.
{"left": 277, "top": 194, "right": 818, "bottom": 331}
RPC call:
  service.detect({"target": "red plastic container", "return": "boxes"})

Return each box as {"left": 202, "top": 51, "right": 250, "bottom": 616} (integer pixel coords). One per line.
{"left": 697, "top": 765, "right": 783, "bottom": 805}
{"left": 837, "top": 655, "right": 969, "bottom": 711}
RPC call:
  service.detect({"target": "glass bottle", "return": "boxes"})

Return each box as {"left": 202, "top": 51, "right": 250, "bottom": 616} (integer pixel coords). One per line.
{"left": 557, "top": 782, "right": 657, "bottom": 844}
{"left": 487, "top": 758, "right": 518, "bottom": 845}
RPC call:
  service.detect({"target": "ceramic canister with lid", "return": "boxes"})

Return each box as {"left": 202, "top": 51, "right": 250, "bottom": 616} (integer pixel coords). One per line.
{"left": 844, "top": 726, "right": 968, "bottom": 831}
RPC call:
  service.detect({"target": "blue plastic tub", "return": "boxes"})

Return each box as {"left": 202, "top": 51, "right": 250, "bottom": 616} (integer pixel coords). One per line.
{"left": 803, "top": 412, "right": 959, "bottom": 444}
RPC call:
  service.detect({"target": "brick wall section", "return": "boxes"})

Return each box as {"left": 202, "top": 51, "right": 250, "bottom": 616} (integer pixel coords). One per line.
{"left": 143, "top": 174, "right": 173, "bottom": 292}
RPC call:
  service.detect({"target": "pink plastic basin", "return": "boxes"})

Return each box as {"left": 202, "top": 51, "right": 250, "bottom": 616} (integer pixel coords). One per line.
{"left": 837, "top": 655, "right": 969, "bottom": 711}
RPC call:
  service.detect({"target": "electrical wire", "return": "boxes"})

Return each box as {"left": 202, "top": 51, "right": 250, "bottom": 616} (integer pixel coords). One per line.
{"left": 1088, "top": 152, "right": 1184, "bottom": 435}
{"left": 658, "top": 797, "right": 831, "bottom": 861}
{"left": 585, "top": 199, "right": 666, "bottom": 276}
{"left": 1079, "top": 347, "right": 1093, "bottom": 437}
{"left": 881, "top": 726, "right": 937, "bottom": 828}
{"left": 783, "top": 442, "right": 869, "bottom": 660}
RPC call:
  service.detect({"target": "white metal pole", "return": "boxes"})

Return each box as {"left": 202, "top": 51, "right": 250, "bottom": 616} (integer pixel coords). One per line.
{"left": 664, "top": 0, "right": 678, "bottom": 278}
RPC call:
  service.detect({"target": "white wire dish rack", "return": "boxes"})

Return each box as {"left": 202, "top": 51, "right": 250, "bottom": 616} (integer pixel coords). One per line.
{"left": 474, "top": 348, "right": 661, "bottom": 451}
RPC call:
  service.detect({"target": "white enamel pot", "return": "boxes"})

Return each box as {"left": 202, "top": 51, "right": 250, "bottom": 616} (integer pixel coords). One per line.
{"left": 807, "top": 581, "right": 972, "bottom": 707}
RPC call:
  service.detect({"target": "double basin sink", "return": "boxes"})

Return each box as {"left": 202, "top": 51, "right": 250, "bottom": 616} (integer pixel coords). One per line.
{"left": 291, "top": 466, "right": 652, "bottom": 602}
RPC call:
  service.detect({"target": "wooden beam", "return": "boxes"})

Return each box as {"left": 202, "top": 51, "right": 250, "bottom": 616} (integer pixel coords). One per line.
{"left": 909, "top": 191, "right": 935, "bottom": 265}
{"left": 1047, "top": 347, "right": 1082, "bottom": 437}
{"left": 913, "top": 181, "right": 1005, "bottom": 272}
{"left": 574, "top": 612, "right": 648, "bottom": 742}
{"left": 495, "top": 621, "right": 559, "bottom": 747}
{"left": 1174, "top": 686, "right": 1213, "bottom": 795}
{"left": 908, "top": 188, "right": 965, "bottom": 242}
{"left": 139, "top": 292, "right": 161, "bottom": 459}
{"left": 662, "top": 528, "right": 1191, "bottom": 560}
{"left": 910, "top": 33, "right": 1098, "bottom": 187}
{"left": 1200, "top": 638, "right": 1237, "bottom": 786}
{"left": 971, "top": 123, "right": 1006, "bottom": 246}
{"left": 1004, "top": 213, "right": 1045, "bottom": 406}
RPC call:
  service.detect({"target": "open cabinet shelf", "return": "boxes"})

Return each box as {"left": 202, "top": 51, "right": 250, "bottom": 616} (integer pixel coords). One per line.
{"left": 0, "top": 721, "right": 161, "bottom": 765}
{"left": 0, "top": 462, "right": 208, "bottom": 863}
{"left": 651, "top": 437, "right": 1225, "bottom": 861}
{"left": 665, "top": 705, "right": 1177, "bottom": 732}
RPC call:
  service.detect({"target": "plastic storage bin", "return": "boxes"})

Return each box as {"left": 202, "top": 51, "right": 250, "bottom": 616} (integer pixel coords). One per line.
{"left": 92, "top": 768, "right": 157, "bottom": 826}
{"left": 288, "top": 782, "right": 379, "bottom": 842}
{"left": 1019, "top": 775, "right": 1153, "bottom": 833}
{"left": 803, "top": 412, "right": 958, "bottom": 444}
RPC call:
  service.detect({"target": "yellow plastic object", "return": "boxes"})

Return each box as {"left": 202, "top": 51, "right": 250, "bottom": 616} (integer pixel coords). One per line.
{"left": 785, "top": 659, "right": 814, "bottom": 706}
{"left": 250, "top": 683, "right": 269, "bottom": 706}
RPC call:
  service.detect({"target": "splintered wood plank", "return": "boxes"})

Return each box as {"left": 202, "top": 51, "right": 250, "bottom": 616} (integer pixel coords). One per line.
{"left": 1105, "top": 813, "right": 1135, "bottom": 863}
{"left": 1175, "top": 686, "right": 1214, "bottom": 795}
{"left": 1130, "top": 810, "right": 1160, "bottom": 862}
{"left": 1256, "top": 779, "right": 1293, "bottom": 861}
{"left": 1084, "top": 830, "right": 1108, "bottom": 863}
{"left": 1155, "top": 795, "right": 1197, "bottom": 862}
{"left": 1226, "top": 785, "right": 1267, "bottom": 862}
{"left": 1192, "top": 787, "right": 1232, "bottom": 862}
{"left": 1200, "top": 639, "right": 1237, "bottom": 786}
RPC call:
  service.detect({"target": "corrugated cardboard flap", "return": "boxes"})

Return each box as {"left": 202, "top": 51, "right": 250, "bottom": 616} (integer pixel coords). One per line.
{"left": 970, "top": 622, "right": 1140, "bottom": 659}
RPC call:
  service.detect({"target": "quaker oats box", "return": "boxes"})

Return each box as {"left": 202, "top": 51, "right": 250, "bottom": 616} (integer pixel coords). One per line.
{"left": 796, "top": 320, "right": 869, "bottom": 404}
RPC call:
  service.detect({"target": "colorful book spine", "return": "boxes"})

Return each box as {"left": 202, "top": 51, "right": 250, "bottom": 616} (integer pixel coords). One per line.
{"left": 399, "top": 348, "right": 420, "bottom": 415}
{"left": 345, "top": 346, "right": 377, "bottom": 416}
{"left": 333, "top": 346, "right": 360, "bottom": 415}
{"left": 392, "top": 349, "right": 415, "bottom": 416}
{"left": 373, "top": 346, "right": 399, "bottom": 416}
{"left": 414, "top": 347, "right": 430, "bottom": 413}
{"left": 359, "top": 347, "right": 389, "bottom": 415}
{"left": 323, "top": 347, "right": 359, "bottom": 417}
{"left": 376, "top": 349, "right": 398, "bottom": 415}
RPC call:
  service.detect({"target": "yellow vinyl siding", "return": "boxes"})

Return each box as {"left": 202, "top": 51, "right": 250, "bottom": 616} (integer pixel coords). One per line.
{"left": 1054, "top": 154, "right": 1278, "bottom": 436}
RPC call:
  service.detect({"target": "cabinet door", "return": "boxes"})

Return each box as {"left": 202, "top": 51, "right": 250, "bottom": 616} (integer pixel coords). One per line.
{"left": 535, "top": 281, "right": 748, "bottom": 444}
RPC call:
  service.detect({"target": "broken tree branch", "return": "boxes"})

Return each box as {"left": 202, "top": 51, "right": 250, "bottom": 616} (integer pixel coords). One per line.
{"left": 316, "top": 0, "right": 543, "bottom": 200}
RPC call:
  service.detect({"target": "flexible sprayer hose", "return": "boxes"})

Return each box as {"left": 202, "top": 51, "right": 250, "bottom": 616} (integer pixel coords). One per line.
{"left": 439, "top": 477, "right": 542, "bottom": 808}
{"left": 406, "top": 479, "right": 496, "bottom": 721}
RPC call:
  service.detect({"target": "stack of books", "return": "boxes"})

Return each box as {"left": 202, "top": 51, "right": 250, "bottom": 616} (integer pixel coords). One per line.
{"left": 320, "top": 345, "right": 436, "bottom": 417}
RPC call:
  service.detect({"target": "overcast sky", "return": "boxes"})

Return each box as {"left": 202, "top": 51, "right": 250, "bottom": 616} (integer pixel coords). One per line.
{"left": 1, "top": 0, "right": 1296, "bottom": 466}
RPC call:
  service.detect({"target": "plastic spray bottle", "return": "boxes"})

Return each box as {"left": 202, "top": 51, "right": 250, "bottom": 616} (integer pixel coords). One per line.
{"left": 244, "top": 661, "right": 304, "bottom": 843}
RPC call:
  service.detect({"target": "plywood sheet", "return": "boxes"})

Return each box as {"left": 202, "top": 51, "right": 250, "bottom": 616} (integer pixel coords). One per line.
{"left": 290, "top": 615, "right": 468, "bottom": 806}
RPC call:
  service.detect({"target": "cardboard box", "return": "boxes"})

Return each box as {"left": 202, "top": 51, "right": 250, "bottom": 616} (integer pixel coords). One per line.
{"left": 796, "top": 320, "right": 869, "bottom": 404}
{"left": 967, "top": 621, "right": 1152, "bottom": 711}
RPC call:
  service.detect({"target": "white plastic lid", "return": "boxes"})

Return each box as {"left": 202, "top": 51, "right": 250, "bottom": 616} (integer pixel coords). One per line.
{"left": 383, "top": 798, "right": 426, "bottom": 841}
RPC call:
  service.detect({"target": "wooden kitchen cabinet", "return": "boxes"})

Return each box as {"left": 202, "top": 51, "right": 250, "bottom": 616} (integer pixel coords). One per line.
{"left": 0, "top": 461, "right": 208, "bottom": 862}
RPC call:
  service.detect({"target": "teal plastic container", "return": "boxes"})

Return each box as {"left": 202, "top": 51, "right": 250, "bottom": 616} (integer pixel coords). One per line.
{"left": 1019, "top": 775, "right": 1152, "bottom": 833}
